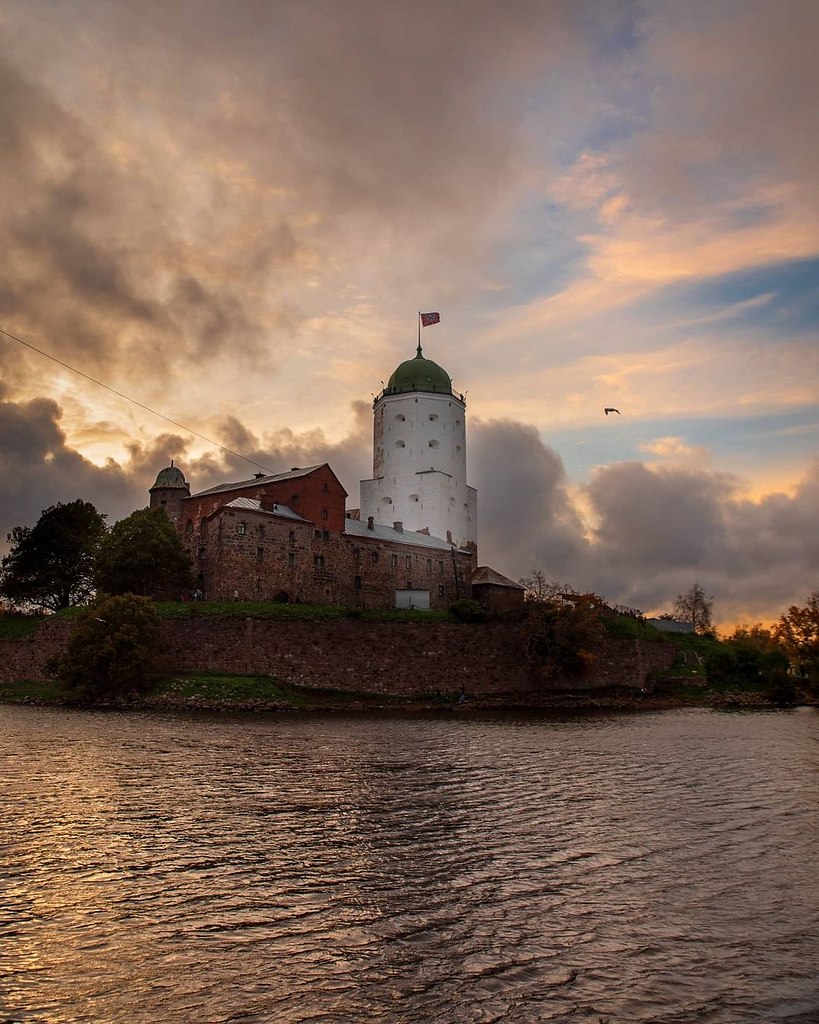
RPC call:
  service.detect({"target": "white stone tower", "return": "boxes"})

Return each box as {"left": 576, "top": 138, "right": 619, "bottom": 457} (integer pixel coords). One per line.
{"left": 359, "top": 343, "right": 477, "bottom": 549}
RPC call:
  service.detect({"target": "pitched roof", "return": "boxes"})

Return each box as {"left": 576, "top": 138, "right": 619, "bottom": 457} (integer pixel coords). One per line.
{"left": 471, "top": 565, "right": 525, "bottom": 589}
{"left": 190, "top": 464, "right": 326, "bottom": 498}
{"left": 344, "top": 517, "right": 467, "bottom": 552}
{"left": 223, "top": 497, "right": 308, "bottom": 522}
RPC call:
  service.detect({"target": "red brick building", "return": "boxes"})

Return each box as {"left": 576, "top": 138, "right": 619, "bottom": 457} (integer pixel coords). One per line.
{"left": 149, "top": 462, "right": 476, "bottom": 610}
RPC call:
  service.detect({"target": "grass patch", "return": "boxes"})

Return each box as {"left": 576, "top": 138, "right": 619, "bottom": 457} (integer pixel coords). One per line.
{"left": 0, "top": 678, "right": 73, "bottom": 702}
{"left": 0, "top": 614, "right": 45, "bottom": 640}
{"left": 603, "top": 615, "right": 666, "bottom": 640}
{"left": 157, "top": 671, "right": 402, "bottom": 708}
{"left": 152, "top": 600, "right": 451, "bottom": 623}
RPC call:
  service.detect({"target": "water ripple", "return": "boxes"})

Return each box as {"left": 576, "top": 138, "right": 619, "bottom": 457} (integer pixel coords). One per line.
{"left": 1, "top": 706, "right": 818, "bottom": 1023}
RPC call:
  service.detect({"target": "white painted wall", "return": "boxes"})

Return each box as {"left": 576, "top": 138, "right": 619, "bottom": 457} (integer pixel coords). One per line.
{"left": 360, "top": 390, "right": 476, "bottom": 548}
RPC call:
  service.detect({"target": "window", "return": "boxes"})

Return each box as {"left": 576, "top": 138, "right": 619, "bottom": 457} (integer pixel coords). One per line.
{"left": 323, "top": 530, "right": 329, "bottom": 541}
{"left": 288, "top": 552, "right": 295, "bottom": 568}
{"left": 237, "top": 522, "right": 247, "bottom": 536}
{"left": 313, "top": 555, "right": 325, "bottom": 568}
{"left": 288, "top": 530, "right": 296, "bottom": 544}
{"left": 354, "top": 575, "right": 362, "bottom": 590}
{"left": 256, "top": 547, "right": 264, "bottom": 562}
{"left": 438, "top": 584, "right": 445, "bottom": 597}
{"left": 428, "top": 439, "right": 439, "bottom": 449}
{"left": 439, "top": 561, "right": 445, "bottom": 574}
{"left": 198, "top": 547, "right": 206, "bottom": 560}
{"left": 395, "top": 440, "right": 405, "bottom": 448}
{"left": 395, "top": 413, "right": 406, "bottom": 421}
{"left": 291, "top": 494, "right": 299, "bottom": 506}
{"left": 371, "top": 551, "right": 379, "bottom": 563}
{"left": 405, "top": 556, "right": 412, "bottom": 569}
{"left": 314, "top": 529, "right": 322, "bottom": 539}
{"left": 426, "top": 559, "right": 432, "bottom": 572}
{"left": 390, "top": 554, "right": 398, "bottom": 567}
{"left": 186, "top": 519, "right": 194, "bottom": 534}
{"left": 258, "top": 524, "right": 265, "bottom": 537}
{"left": 428, "top": 413, "right": 438, "bottom": 421}
{"left": 322, "top": 482, "right": 329, "bottom": 493}
{"left": 321, "top": 509, "right": 328, "bottom": 520}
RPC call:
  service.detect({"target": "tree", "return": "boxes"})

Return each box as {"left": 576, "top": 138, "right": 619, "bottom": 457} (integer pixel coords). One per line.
{"left": 774, "top": 592, "right": 819, "bottom": 681}
{"left": 523, "top": 583, "right": 605, "bottom": 684}
{"left": 94, "top": 507, "right": 193, "bottom": 600}
{"left": 672, "top": 582, "right": 715, "bottom": 636}
{"left": 0, "top": 500, "right": 107, "bottom": 611}
{"left": 57, "top": 593, "right": 162, "bottom": 700}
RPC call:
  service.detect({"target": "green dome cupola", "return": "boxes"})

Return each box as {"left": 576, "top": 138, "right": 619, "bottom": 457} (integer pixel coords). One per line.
{"left": 386, "top": 344, "right": 452, "bottom": 395}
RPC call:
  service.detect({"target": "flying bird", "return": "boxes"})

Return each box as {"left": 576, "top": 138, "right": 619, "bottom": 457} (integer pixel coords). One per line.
{"left": 604, "top": 407, "right": 620, "bottom": 415}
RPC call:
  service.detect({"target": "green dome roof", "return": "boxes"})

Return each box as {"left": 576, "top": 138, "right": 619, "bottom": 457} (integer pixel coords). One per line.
{"left": 150, "top": 464, "right": 188, "bottom": 491}
{"left": 387, "top": 346, "right": 452, "bottom": 395}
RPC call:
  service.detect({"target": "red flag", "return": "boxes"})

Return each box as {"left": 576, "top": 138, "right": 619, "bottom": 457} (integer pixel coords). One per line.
{"left": 420, "top": 312, "right": 440, "bottom": 326}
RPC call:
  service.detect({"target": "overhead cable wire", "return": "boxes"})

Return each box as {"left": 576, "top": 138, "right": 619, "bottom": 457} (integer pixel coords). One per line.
{"left": 0, "top": 325, "right": 273, "bottom": 475}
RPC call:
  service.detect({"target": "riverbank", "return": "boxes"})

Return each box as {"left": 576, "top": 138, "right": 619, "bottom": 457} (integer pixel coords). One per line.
{"left": 0, "top": 673, "right": 806, "bottom": 714}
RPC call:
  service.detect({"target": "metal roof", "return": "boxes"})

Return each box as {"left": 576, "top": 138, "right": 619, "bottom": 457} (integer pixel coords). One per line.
{"left": 472, "top": 565, "right": 525, "bottom": 589}
{"left": 223, "top": 497, "right": 308, "bottom": 522}
{"left": 344, "top": 517, "right": 467, "bottom": 552}
{"left": 191, "top": 465, "right": 325, "bottom": 498}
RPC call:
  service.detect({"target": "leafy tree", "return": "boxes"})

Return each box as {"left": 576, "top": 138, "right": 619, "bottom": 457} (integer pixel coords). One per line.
{"left": 57, "top": 593, "right": 162, "bottom": 700}
{"left": 0, "top": 500, "right": 107, "bottom": 611}
{"left": 705, "top": 633, "right": 789, "bottom": 690}
{"left": 672, "top": 582, "right": 715, "bottom": 636}
{"left": 523, "top": 585, "right": 605, "bottom": 683}
{"left": 774, "top": 592, "right": 819, "bottom": 681}
{"left": 95, "top": 507, "right": 193, "bottom": 600}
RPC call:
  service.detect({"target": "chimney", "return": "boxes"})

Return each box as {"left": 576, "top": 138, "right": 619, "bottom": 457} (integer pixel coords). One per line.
{"left": 367, "top": 516, "right": 374, "bottom": 530}
{"left": 393, "top": 521, "right": 403, "bottom": 532}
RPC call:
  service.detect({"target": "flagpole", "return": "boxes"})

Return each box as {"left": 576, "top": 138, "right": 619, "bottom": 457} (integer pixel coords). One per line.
{"left": 417, "top": 311, "right": 421, "bottom": 355}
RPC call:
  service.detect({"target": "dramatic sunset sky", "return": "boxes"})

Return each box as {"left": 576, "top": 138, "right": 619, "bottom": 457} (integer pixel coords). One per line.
{"left": 1, "top": 0, "right": 816, "bottom": 629}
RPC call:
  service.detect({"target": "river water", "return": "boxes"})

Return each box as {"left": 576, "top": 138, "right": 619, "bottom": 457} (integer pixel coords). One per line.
{"left": 1, "top": 705, "right": 817, "bottom": 1024}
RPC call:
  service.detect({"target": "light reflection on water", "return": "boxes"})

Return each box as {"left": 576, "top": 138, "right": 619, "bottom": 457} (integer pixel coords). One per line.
{"left": 1, "top": 706, "right": 818, "bottom": 1023}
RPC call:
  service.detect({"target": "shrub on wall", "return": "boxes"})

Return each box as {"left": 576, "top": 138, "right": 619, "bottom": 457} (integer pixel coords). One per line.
{"left": 57, "top": 593, "right": 162, "bottom": 701}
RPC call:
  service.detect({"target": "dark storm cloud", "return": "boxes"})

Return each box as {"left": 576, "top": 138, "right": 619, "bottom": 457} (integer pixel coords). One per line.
{"left": 0, "top": 395, "right": 141, "bottom": 544}
{"left": 470, "top": 419, "right": 587, "bottom": 576}
{"left": 468, "top": 419, "right": 818, "bottom": 626}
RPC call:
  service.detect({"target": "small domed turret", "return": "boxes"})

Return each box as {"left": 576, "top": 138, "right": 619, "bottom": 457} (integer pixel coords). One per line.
{"left": 150, "top": 463, "right": 189, "bottom": 492}
{"left": 149, "top": 461, "right": 190, "bottom": 524}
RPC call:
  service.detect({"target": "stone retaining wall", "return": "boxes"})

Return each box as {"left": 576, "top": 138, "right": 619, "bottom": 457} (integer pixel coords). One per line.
{"left": 0, "top": 616, "right": 676, "bottom": 697}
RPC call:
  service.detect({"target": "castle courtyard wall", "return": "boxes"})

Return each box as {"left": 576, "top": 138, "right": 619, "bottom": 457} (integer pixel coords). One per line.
{"left": 0, "top": 617, "right": 676, "bottom": 698}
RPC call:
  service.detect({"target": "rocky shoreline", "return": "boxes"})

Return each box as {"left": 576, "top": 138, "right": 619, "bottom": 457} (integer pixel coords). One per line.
{"left": 3, "top": 688, "right": 803, "bottom": 715}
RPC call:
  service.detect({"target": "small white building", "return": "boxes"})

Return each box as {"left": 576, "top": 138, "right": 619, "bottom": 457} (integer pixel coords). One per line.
{"left": 359, "top": 343, "right": 477, "bottom": 550}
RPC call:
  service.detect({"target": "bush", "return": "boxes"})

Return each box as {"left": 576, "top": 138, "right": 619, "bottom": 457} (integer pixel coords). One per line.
{"left": 448, "top": 599, "right": 488, "bottom": 623}
{"left": 57, "top": 593, "right": 162, "bottom": 701}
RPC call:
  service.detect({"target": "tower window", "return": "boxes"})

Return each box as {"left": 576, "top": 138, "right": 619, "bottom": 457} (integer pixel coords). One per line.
{"left": 237, "top": 522, "right": 247, "bottom": 536}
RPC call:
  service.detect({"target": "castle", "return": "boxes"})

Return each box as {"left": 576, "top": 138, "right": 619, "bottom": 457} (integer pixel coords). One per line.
{"left": 148, "top": 340, "right": 524, "bottom": 611}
